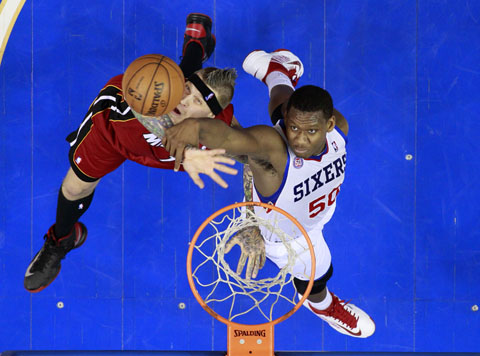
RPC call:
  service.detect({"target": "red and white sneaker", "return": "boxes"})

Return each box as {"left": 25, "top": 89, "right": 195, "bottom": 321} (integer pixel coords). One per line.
{"left": 303, "top": 291, "right": 375, "bottom": 338}
{"left": 242, "top": 49, "right": 304, "bottom": 87}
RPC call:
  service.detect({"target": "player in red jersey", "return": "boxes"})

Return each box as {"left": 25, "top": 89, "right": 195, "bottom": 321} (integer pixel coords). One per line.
{"left": 24, "top": 13, "right": 238, "bottom": 293}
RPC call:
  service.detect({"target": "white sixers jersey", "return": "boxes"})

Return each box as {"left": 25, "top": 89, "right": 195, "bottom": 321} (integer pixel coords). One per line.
{"left": 252, "top": 121, "right": 347, "bottom": 241}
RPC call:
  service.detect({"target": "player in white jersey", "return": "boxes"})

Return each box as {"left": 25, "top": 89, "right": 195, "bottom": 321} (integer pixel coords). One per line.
{"left": 164, "top": 49, "right": 375, "bottom": 338}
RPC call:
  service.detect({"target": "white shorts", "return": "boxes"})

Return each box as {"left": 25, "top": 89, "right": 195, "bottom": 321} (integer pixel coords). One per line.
{"left": 263, "top": 228, "right": 331, "bottom": 280}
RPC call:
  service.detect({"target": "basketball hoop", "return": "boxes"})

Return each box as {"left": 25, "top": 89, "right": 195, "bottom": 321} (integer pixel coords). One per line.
{"left": 186, "top": 202, "right": 316, "bottom": 356}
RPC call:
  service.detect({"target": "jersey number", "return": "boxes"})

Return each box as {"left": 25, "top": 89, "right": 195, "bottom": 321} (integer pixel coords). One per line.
{"left": 308, "top": 185, "right": 341, "bottom": 218}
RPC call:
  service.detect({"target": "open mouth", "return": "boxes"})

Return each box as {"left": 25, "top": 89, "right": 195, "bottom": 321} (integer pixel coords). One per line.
{"left": 173, "top": 108, "right": 181, "bottom": 115}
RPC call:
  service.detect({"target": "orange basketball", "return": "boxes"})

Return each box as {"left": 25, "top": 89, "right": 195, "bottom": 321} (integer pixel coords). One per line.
{"left": 122, "top": 54, "right": 185, "bottom": 116}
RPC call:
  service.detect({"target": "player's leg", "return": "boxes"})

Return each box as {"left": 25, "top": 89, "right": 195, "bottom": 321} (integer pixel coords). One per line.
{"left": 179, "top": 13, "right": 216, "bottom": 78}
{"left": 24, "top": 106, "right": 126, "bottom": 293}
{"left": 242, "top": 49, "right": 304, "bottom": 124}
{"left": 291, "top": 230, "right": 376, "bottom": 338}
{"left": 23, "top": 170, "right": 97, "bottom": 293}
{"left": 56, "top": 168, "right": 98, "bottom": 235}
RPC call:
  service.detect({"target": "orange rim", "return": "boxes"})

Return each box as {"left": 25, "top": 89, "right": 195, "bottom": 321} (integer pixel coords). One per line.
{"left": 186, "top": 201, "right": 316, "bottom": 328}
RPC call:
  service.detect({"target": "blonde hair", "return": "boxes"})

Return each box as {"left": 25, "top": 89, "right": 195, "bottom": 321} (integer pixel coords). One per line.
{"left": 197, "top": 67, "right": 238, "bottom": 108}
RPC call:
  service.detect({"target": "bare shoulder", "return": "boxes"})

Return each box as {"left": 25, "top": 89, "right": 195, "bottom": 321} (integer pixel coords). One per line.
{"left": 248, "top": 125, "right": 286, "bottom": 161}
{"left": 242, "top": 125, "right": 286, "bottom": 162}
{"left": 333, "top": 108, "right": 349, "bottom": 136}
{"left": 244, "top": 125, "right": 285, "bottom": 148}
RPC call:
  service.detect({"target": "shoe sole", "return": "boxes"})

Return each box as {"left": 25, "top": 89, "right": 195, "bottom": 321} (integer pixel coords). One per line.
{"left": 186, "top": 13, "right": 212, "bottom": 28}
{"left": 242, "top": 50, "right": 270, "bottom": 80}
{"left": 242, "top": 49, "right": 299, "bottom": 82}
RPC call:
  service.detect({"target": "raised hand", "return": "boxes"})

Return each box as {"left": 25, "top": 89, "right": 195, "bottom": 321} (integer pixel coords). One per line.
{"left": 225, "top": 226, "right": 266, "bottom": 279}
{"left": 183, "top": 147, "right": 238, "bottom": 189}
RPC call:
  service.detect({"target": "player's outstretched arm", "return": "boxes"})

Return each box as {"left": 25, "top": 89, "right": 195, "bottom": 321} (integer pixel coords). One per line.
{"left": 182, "top": 148, "right": 238, "bottom": 189}
{"left": 164, "top": 118, "right": 281, "bottom": 171}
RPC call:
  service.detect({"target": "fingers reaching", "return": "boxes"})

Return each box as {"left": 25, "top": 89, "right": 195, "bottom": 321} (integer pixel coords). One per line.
{"left": 251, "top": 254, "right": 261, "bottom": 279}
{"left": 182, "top": 147, "right": 238, "bottom": 188}
{"left": 209, "top": 171, "right": 229, "bottom": 189}
{"left": 186, "top": 171, "right": 205, "bottom": 189}
{"left": 259, "top": 250, "right": 266, "bottom": 269}
{"left": 224, "top": 226, "right": 266, "bottom": 280}
{"left": 214, "top": 163, "right": 238, "bottom": 176}
{"left": 225, "top": 236, "right": 238, "bottom": 254}
{"left": 236, "top": 253, "right": 248, "bottom": 276}
{"left": 173, "top": 143, "right": 186, "bottom": 172}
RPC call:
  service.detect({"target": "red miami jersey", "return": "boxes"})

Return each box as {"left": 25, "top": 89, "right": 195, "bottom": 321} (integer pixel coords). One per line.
{"left": 251, "top": 120, "right": 347, "bottom": 240}
{"left": 68, "top": 74, "right": 234, "bottom": 181}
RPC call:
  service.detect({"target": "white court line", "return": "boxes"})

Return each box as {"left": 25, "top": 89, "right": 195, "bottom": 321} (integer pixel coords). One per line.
{"left": 0, "top": 0, "right": 26, "bottom": 65}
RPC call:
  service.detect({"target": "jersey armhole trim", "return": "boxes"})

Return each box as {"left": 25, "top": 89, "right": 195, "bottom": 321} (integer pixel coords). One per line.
{"left": 334, "top": 126, "right": 348, "bottom": 144}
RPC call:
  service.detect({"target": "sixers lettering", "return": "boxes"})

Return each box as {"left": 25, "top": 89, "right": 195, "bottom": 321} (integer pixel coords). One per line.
{"left": 292, "top": 154, "right": 346, "bottom": 202}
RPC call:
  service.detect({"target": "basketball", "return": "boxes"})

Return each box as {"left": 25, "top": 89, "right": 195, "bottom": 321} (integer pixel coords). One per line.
{"left": 122, "top": 54, "right": 185, "bottom": 117}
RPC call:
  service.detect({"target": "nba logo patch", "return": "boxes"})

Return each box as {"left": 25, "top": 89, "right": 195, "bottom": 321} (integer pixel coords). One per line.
{"left": 293, "top": 157, "right": 303, "bottom": 168}
{"left": 332, "top": 141, "right": 339, "bottom": 152}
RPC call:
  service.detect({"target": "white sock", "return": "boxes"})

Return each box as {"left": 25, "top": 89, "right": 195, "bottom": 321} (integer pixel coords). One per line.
{"left": 300, "top": 287, "right": 333, "bottom": 310}
{"left": 265, "top": 71, "right": 294, "bottom": 97}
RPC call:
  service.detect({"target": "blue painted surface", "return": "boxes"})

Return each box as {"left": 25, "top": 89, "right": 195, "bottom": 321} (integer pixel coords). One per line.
{"left": 2, "top": 352, "right": 480, "bottom": 356}
{"left": 1, "top": 0, "right": 479, "bottom": 353}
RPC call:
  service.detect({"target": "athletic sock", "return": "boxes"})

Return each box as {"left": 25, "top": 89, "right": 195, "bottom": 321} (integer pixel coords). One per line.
{"left": 265, "top": 71, "right": 294, "bottom": 96}
{"left": 305, "top": 286, "right": 333, "bottom": 310}
{"left": 179, "top": 42, "right": 204, "bottom": 78}
{"left": 54, "top": 188, "right": 94, "bottom": 238}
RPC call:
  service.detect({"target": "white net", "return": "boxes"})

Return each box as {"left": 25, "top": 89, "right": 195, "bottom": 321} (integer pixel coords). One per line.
{"left": 190, "top": 205, "right": 313, "bottom": 324}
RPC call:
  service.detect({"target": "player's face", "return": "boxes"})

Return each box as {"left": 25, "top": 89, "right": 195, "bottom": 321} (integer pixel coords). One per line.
{"left": 284, "top": 107, "right": 335, "bottom": 158}
{"left": 168, "top": 81, "right": 218, "bottom": 123}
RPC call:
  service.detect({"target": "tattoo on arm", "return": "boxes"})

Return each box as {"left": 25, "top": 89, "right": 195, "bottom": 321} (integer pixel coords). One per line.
{"left": 243, "top": 164, "right": 255, "bottom": 214}
{"left": 227, "top": 153, "right": 249, "bottom": 164}
{"left": 132, "top": 109, "right": 174, "bottom": 139}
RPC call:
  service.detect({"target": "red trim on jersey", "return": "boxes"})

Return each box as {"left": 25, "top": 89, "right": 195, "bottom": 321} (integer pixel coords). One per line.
{"left": 304, "top": 140, "right": 329, "bottom": 162}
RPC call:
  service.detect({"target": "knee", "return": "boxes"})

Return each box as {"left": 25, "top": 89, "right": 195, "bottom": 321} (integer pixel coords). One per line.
{"left": 61, "top": 176, "right": 97, "bottom": 200}
{"left": 294, "top": 264, "right": 333, "bottom": 295}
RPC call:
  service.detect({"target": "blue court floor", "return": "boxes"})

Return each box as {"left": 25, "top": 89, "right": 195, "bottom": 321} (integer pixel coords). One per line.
{"left": 0, "top": 0, "right": 479, "bottom": 353}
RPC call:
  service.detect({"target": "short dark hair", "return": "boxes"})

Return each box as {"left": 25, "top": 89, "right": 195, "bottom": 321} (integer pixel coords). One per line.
{"left": 286, "top": 85, "right": 333, "bottom": 120}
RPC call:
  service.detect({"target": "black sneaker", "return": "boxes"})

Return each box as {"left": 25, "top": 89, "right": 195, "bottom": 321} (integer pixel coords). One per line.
{"left": 183, "top": 13, "right": 216, "bottom": 63}
{"left": 24, "top": 222, "right": 87, "bottom": 293}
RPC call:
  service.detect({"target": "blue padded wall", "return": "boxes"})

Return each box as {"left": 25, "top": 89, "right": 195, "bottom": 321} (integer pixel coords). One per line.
{"left": 0, "top": 0, "right": 479, "bottom": 353}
